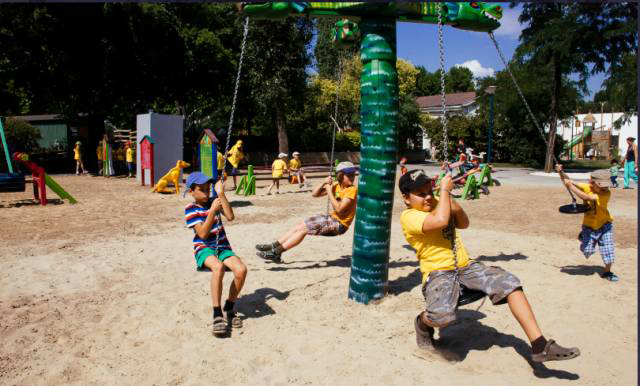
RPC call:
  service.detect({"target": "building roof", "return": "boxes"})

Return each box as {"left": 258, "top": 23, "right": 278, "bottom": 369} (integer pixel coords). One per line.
{"left": 8, "top": 114, "right": 63, "bottom": 122}
{"left": 416, "top": 91, "right": 477, "bottom": 109}
{"left": 198, "top": 128, "right": 219, "bottom": 144}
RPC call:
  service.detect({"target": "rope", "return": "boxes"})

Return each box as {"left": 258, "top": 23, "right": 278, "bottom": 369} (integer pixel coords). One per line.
{"left": 487, "top": 31, "right": 579, "bottom": 203}
{"left": 326, "top": 54, "right": 344, "bottom": 217}
{"left": 216, "top": 16, "right": 249, "bottom": 249}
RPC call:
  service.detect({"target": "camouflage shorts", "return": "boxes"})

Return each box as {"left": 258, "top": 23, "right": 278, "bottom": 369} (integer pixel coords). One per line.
{"left": 304, "top": 214, "right": 347, "bottom": 236}
{"left": 422, "top": 261, "right": 522, "bottom": 326}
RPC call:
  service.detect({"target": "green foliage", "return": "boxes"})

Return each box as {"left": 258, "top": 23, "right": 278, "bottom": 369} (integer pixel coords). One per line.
{"left": 335, "top": 131, "right": 361, "bottom": 151}
{"left": 2, "top": 118, "right": 41, "bottom": 153}
{"left": 415, "top": 66, "right": 475, "bottom": 96}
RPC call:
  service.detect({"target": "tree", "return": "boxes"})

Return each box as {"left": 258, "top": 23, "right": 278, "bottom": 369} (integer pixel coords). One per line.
{"left": 446, "top": 66, "right": 475, "bottom": 93}
{"left": 396, "top": 59, "right": 419, "bottom": 97}
{"left": 515, "top": 2, "right": 637, "bottom": 171}
{"left": 415, "top": 66, "right": 441, "bottom": 96}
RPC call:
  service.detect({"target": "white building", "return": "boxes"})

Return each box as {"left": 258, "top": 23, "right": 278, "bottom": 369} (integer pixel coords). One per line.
{"left": 555, "top": 112, "right": 638, "bottom": 159}
{"left": 415, "top": 91, "right": 478, "bottom": 158}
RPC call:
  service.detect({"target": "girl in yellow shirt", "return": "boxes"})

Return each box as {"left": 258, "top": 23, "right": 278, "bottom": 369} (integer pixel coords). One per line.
{"left": 74, "top": 141, "right": 86, "bottom": 175}
{"left": 267, "top": 153, "right": 288, "bottom": 195}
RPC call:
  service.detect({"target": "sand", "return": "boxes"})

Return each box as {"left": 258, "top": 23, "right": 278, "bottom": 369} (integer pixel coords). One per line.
{"left": 0, "top": 171, "right": 637, "bottom": 385}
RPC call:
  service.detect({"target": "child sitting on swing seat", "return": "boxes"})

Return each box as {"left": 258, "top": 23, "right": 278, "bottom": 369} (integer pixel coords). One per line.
{"left": 256, "top": 161, "right": 358, "bottom": 263}
{"left": 399, "top": 169, "right": 579, "bottom": 363}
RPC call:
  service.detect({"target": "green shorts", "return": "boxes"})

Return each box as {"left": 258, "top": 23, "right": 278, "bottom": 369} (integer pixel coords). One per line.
{"left": 195, "top": 247, "right": 235, "bottom": 272}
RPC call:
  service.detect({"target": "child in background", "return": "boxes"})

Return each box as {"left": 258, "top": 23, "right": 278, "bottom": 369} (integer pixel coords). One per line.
{"left": 126, "top": 142, "right": 135, "bottom": 178}
{"left": 185, "top": 172, "right": 247, "bottom": 337}
{"left": 96, "top": 141, "right": 103, "bottom": 175}
{"left": 609, "top": 159, "right": 619, "bottom": 188}
{"left": 399, "top": 157, "right": 408, "bottom": 175}
{"left": 556, "top": 164, "right": 618, "bottom": 282}
{"left": 289, "top": 151, "right": 307, "bottom": 188}
{"left": 399, "top": 169, "right": 580, "bottom": 362}
{"left": 217, "top": 150, "right": 225, "bottom": 181}
{"left": 267, "top": 153, "right": 288, "bottom": 195}
{"left": 74, "top": 141, "right": 86, "bottom": 175}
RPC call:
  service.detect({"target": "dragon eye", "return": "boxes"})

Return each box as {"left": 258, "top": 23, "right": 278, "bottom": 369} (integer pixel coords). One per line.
{"left": 470, "top": 2, "right": 479, "bottom": 8}
{"left": 495, "top": 6, "right": 502, "bottom": 11}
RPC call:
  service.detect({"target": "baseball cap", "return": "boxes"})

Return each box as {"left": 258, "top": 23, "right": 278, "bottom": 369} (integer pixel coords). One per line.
{"left": 292, "top": 151, "right": 300, "bottom": 156}
{"left": 278, "top": 152, "right": 288, "bottom": 158}
{"left": 336, "top": 161, "right": 357, "bottom": 174}
{"left": 184, "top": 172, "right": 214, "bottom": 197}
{"left": 399, "top": 169, "right": 431, "bottom": 195}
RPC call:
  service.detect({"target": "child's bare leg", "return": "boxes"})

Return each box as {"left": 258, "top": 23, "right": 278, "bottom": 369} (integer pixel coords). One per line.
{"left": 267, "top": 180, "right": 275, "bottom": 194}
{"left": 223, "top": 256, "right": 247, "bottom": 301}
{"left": 507, "top": 289, "right": 542, "bottom": 342}
{"left": 279, "top": 222, "right": 308, "bottom": 250}
{"left": 203, "top": 257, "right": 225, "bottom": 308}
{"left": 275, "top": 179, "right": 280, "bottom": 192}
{"left": 278, "top": 224, "right": 301, "bottom": 243}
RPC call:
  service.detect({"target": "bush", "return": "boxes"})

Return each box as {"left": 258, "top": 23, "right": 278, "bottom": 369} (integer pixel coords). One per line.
{"left": 335, "top": 131, "right": 361, "bottom": 151}
{"left": 3, "top": 118, "right": 41, "bottom": 153}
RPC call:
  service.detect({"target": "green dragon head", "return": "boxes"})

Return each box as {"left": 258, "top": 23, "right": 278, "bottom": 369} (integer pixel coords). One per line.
{"left": 445, "top": 2, "right": 502, "bottom": 32}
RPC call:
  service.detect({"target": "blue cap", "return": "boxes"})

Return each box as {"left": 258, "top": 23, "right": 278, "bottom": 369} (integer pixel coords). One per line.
{"left": 184, "top": 172, "right": 213, "bottom": 197}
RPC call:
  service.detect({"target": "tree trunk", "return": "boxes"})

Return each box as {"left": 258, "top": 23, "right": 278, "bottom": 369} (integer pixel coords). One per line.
{"left": 544, "top": 55, "right": 561, "bottom": 172}
{"left": 275, "top": 108, "right": 289, "bottom": 154}
{"left": 348, "top": 18, "right": 398, "bottom": 304}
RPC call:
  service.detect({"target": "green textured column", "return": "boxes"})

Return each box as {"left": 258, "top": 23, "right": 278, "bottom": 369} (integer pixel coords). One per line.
{"left": 348, "top": 18, "right": 398, "bottom": 304}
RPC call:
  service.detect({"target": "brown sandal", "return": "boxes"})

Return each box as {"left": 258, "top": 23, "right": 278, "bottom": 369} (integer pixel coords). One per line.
{"left": 531, "top": 339, "right": 580, "bottom": 362}
{"left": 227, "top": 312, "right": 243, "bottom": 329}
{"left": 212, "top": 316, "right": 228, "bottom": 337}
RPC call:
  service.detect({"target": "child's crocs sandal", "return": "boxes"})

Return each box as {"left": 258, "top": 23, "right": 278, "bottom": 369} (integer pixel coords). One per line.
{"left": 227, "top": 312, "right": 243, "bottom": 329}
{"left": 600, "top": 272, "right": 620, "bottom": 282}
{"left": 256, "top": 251, "right": 282, "bottom": 263}
{"left": 212, "top": 316, "right": 228, "bottom": 337}
{"left": 531, "top": 340, "right": 580, "bottom": 362}
{"left": 255, "top": 243, "right": 273, "bottom": 252}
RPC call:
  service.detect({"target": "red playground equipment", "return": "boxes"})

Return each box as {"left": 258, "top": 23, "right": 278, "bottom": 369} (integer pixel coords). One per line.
{"left": 12, "top": 152, "right": 78, "bottom": 205}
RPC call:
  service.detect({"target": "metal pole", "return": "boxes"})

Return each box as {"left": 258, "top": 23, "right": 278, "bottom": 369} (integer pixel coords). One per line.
{"left": 488, "top": 93, "right": 494, "bottom": 164}
{"left": 570, "top": 113, "right": 575, "bottom": 161}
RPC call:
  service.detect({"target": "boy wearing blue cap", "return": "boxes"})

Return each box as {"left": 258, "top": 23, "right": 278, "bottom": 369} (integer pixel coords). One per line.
{"left": 185, "top": 172, "right": 247, "bottom": 337}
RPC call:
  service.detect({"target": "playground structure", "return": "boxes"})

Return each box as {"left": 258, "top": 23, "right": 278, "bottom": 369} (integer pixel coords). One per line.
{"left": 242, "top": 2, "right": 503, "bottom": 304}
{"left": 198, "top": 129, "right": 220, "bottom": 182}
{"left": 152, "top": 160, "right": 190, "bottom": 195}
{"left": 136, "top": 112, "right": 183, "bottom": 186}
{"left": 235, "top": 164, "right": 256, "bottom": 196}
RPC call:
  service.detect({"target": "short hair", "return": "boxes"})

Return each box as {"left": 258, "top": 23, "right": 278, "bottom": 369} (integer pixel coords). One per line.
{"left": 627, "top": 137, "right": 636, "bottom": 142}
{"left": 611, "top": 159, "right": 618, "bottom": 164}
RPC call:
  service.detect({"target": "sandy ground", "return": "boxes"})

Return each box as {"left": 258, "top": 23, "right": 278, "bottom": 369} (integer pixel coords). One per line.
{"left": 0, "top": 169, "right": 637, "bottom": 386}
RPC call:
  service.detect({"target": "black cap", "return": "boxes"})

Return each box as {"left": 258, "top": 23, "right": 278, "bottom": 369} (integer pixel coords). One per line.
{"left": 399, "top": 169, "right": 431, "bottom": 194}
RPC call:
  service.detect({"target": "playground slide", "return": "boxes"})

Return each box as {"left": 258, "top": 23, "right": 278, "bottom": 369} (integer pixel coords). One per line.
{"left": 563, "top": 125, "right": 592, "bottom": 150}
{"left": 44, "top": 174, "right": 78, "bottom": 204}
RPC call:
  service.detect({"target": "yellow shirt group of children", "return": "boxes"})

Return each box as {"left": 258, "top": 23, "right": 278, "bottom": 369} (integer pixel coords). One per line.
{"left": 267, "top": 152, "right": 306, "bottom": 195}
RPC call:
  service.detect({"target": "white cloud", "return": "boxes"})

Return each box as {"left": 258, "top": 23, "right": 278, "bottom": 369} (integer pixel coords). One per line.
{"left": 455, "top": 60, "right": 495, "bottom": 78}
{"left": 493, "top": 6, "right": 523, "bottom": 39}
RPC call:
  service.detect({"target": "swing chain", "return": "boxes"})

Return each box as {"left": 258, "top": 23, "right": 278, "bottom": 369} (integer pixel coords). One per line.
{"left": 487, "top": 32, "right": 555, "bottom": 162}
{"left": 326, "top": 54, "right": 344, "bottom": 217}
{"left": 216, "top": 16, "right": 250, "bottom": 248}
{"left": 437, "top": 4, "right": 449, "bottom": 164}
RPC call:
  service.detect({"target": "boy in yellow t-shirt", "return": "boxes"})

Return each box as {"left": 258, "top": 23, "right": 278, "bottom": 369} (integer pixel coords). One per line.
{"left": 289, "top": 151, "right": 307, "bottom": 188}
{"left": 74, "top": 141, "right": 86, "bottom": 175}
{"left": 399, "top": 169, "right": 579, "bottom": 363}
{"left": 556, "top": 164, "right": 617, "bottom": 281}
{"left": 256, "top": 162, "right": 358, "bottom": 263}
{"left": 267, "top": 153, "right": 288, "bottom": 195}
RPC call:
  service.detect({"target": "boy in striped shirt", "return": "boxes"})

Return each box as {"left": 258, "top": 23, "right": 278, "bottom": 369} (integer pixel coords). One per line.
{"left": 185, "top": 172, "right": 247, "bottom": 337}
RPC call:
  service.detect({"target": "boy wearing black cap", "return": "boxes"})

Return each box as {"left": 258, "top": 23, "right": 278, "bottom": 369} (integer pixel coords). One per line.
{"left": 185, "top": 172, "right": 247, "bottom": 337}
{"left": 399, "top": 169, "right": 579, "bottom": 363}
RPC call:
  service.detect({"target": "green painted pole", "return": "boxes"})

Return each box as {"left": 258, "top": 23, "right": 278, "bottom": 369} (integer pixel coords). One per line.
{"left": 348, "top": 18, "right": 398, "bottom": 304}
{"left": 0, "top": 117, "right": 15, "bottom": 173}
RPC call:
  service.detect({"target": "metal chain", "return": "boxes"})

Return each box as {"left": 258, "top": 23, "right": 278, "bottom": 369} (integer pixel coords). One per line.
{"left": 438, "top": 5, "right": 460, "bottom": 279}
{"left": 326, "top": 54, "right": 344, "bottom": 217}
{"left": 488, "top": 32, "right": 556, "bottom": 163}
{"left": 437, "top": 4, "right": 449, "bottom": 164}
{"left": 216, "top": 16, "right": 249, "bottom": 249}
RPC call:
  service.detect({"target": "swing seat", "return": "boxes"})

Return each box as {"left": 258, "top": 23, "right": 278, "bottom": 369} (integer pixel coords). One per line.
{"left": 0, "top": 173, "right": 26, "bottom": 192}
{"left": 457, "top": 285, "right": 486, "bottom": 307}
{"left": 558, "top": 203, "right": 590, "bottom": 214}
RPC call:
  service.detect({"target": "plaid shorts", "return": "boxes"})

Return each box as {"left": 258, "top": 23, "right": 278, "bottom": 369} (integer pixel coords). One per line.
{"left": 422, "top": 261, "right": 521, "bottom": 327}
{"left": 579, "top": 222, "right": 615, "bottom": 265}
{"left": 304, "top": 214, "right": 347, "bottom": 236}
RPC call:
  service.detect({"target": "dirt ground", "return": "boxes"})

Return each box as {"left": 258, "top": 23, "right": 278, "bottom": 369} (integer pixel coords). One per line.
{"left": 0, "top": 171, "right": 637, "bottom": 385}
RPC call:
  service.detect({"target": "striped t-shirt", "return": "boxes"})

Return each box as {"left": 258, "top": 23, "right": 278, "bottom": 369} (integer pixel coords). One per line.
{"left": 185, "top": 197, "right": 231, "bottom": 254}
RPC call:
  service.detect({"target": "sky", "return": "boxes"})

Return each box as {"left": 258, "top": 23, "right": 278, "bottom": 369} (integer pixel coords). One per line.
{"left": 396, "top": 3, "right": 606, "bottom": 99}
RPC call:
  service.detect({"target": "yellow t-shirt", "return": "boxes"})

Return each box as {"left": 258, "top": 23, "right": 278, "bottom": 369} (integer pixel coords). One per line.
{"left": 217, "top": 152, "right": 224, "bottom": 170}
{"left": 116, "top": 148, "right": 125, "bottom": 161}
{"left": 330, "top": 183, "right": 358, "bottom": 227}
{"left": 272, "top": 159, "right": 287, "bottom": 178}
{"left": 96, "top": 146, "right": 102, "bottom": 161}
{"left": 400, "top": 208, "right": 470, "bottom": 284}
{"left": 577, "top": 183, "right": 613, "bottom": 229}
{"left": 289, "top": 158, "right": 301, "bottom": 171}
{"left": 126, "top": 148, "right": 133, "bottom": 163}
{"left": 74, "top": 146, "right": 81, "bottom": 160}
{"left": 227, "top": 143, "right": 244, "bottom": 168}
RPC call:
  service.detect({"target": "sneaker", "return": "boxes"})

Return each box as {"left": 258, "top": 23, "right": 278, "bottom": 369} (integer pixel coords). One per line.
{"left": 256, "top": 250, "right": 282, "bottom": 263}
{"left": 226, "top": 312, "right": 243, "bottom": 329}
{"left": 600, "top": 271, "right": 619, "bottom": 282}
{"left": 212, "top": 316, "right": 228, "bottom": 337}
{"left": 255, "top": 243, "right": 274, "bottom": 251}
{"left": 414, "top": 315, "right": 436, "bottom": 352}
